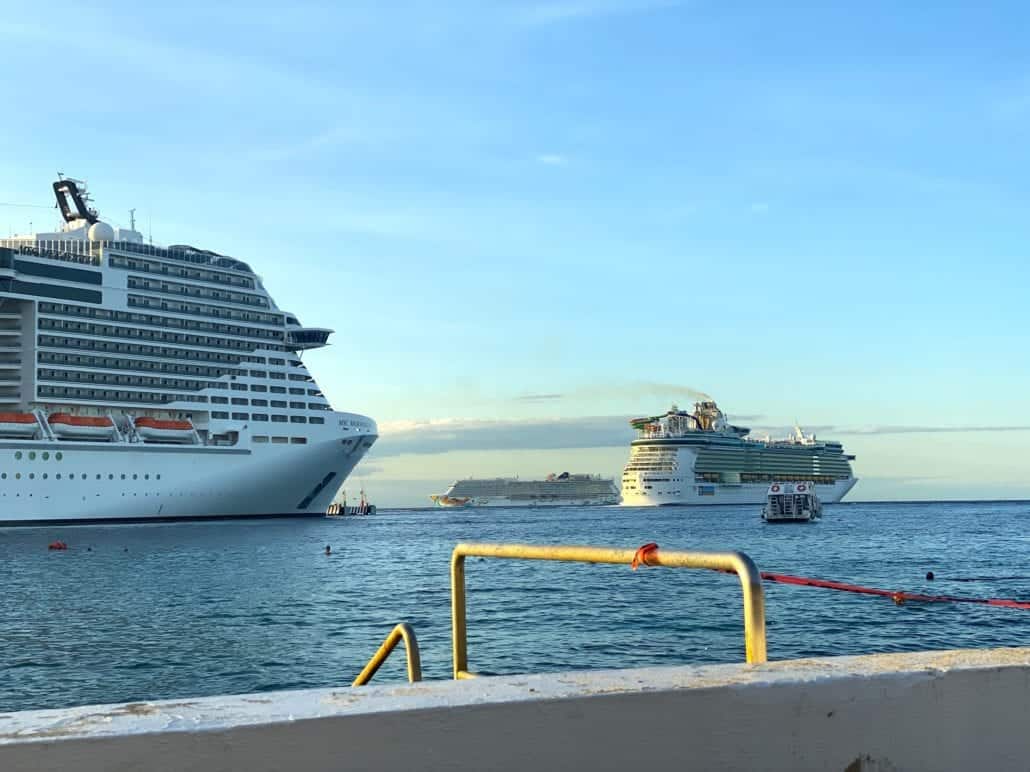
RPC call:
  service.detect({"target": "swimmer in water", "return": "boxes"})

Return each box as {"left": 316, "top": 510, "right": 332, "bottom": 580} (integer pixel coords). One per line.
{"left": 325, "top": 545, "right": 331, "bottom": 555}
{"left": 926, "top": 571, "right": 935, "bottom": 581}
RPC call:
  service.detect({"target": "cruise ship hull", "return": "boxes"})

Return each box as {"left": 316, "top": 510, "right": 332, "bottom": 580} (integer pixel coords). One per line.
{"left": 620, "top": 477, "right": 857, "bottom": 507}
{"left": 0, "top": 421, "right": 375, "bottom": 524}
{"left": 444, "top": 496, "right": 619, "bottom": 508}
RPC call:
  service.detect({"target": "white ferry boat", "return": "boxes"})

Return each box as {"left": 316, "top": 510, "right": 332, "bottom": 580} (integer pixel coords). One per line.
{"left": 0, "top": 177, "right": 377, "bottom": 524}
{"left": 431, "top": 472, "right": 619, "bottom": 507}
{"left": 621, "top": 401, "right": 856, "bottom": 506}
{"left": 761, "top": 481, "right": 822, "bottom": 523}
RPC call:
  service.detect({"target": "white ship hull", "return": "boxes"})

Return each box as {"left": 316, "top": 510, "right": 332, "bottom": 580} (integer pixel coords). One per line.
{"left": 0, "top": 418, "right": 375, "bottom": 524}
{"left": 463, "top": 496, "right": 620, "bottom": 508}
{"left": 621, "top": 477, "right": 856, "bottom": 506}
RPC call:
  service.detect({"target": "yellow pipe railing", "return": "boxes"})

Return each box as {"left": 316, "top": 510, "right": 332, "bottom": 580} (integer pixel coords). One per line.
{"left": 352, "top": 623, "right": 423, "bottom": 686}
{"left": 450, "top": 542, "right": 767, "bottom": 679}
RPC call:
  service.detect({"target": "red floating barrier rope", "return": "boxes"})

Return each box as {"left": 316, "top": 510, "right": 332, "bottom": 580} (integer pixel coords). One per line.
{"left": 759, "top": 571, "right": 1030, "bottom": 611}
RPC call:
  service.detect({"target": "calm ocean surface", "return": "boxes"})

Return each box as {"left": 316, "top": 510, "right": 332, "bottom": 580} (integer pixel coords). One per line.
{"left": 3, "top": 500, "right": 1030, "bottom": 712}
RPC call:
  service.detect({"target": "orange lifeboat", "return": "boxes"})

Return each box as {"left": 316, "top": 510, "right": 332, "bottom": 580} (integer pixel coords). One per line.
{"left": 48, "top": 413, "right": 116, "bottom": 440}
{"left": 0, "top": 412, "right": 39, "bottom": 438}
{"left": 134, "top": 416, "right": 195, "bottom": 443}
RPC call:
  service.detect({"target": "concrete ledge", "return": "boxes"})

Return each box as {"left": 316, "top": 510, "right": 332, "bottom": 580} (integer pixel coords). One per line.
{"left": 3, "top": 647, "right": 1030, "bottom": 771}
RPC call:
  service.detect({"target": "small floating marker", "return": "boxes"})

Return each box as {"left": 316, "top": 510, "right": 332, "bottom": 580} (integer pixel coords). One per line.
{"left": 48, "top": 540, "right": 68, "bottom": 551}
{"left": 325, "top": 545, "right": 332, "bottom": 555}
{"left": 926, "top": 571, "right": 934, "bottom": 581}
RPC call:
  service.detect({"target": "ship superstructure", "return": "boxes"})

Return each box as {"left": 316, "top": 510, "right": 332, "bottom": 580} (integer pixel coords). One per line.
{"left": 621, "top": 401, "right": 856, "bottom": 506}
{"left": 0, "top": 177, "right": 377, "bottom": 523}
{"left": 431, "top": 472, "right": 619, "bottom": 507}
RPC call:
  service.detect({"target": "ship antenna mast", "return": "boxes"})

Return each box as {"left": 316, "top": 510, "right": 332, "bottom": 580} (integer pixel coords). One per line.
{"left": 129, "top": 208, "right": 136, "bottom": 232}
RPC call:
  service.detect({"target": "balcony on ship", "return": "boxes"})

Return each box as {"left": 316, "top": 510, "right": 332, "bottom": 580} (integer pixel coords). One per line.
{"left": 286, "top": 327, "right": 333, "bottom": 351}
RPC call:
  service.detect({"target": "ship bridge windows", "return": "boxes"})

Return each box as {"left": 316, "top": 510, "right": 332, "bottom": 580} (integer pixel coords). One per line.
{"left": 270, "top": 400, "right": 287, "bottom": 407}
{"left": 271, "top": 415, "right": 287, "bottom": 423}
{"left": 250, "top": 384, "right": 267, "bottom": 393}
{"left": 309, "top": 416, "right": 325, "bottom": 424}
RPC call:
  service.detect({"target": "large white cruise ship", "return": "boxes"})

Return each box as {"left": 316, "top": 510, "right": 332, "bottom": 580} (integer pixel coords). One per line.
{"left": 621, "top": 401, "right": 857, "bottom": 506}
{"left": 0, "top": 177, "right": 376, "bottom": 524}
{"left": 431, "top": 473, "right": 619, "bottom": 507}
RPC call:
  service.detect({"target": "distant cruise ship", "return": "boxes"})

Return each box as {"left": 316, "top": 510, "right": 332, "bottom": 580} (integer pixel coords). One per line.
{"left": 431, "top": 472, "right": 619, "bottom": 507}
{"left": 621, "top": 401, "right": 857, "bottom": 506}
{"left": 0, "top": 177, "right": 377, "bottom": 523}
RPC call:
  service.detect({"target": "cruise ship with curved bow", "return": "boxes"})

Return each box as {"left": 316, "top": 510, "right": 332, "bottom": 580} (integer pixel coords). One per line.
{"left": 431, "top": 472, "right": 619, "bottom": 507}
{"left": 0, "top": 177, "right": 376, "bottom": 523}
{"left": 621, "top": 401, "right": 856, "bottom": 506}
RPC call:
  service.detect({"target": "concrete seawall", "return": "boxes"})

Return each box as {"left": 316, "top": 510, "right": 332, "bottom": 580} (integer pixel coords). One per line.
{"left": 3, "top": 647, "right": 1029, "bottom": 771}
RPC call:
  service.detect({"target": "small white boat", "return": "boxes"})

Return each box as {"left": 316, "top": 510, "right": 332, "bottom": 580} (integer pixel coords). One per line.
{"left": 762, "top": 481, "right": 822, "bottom": 523}
{"left": 326, "top": 489, "right": 376, "bottom": 517}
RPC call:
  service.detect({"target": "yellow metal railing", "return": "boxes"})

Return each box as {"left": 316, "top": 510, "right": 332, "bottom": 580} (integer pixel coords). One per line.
{"left": 352, "top": 623, "right": 423, "bottom": 686}
{"left": 450, "top": 542, "right": 767, "bottom": 679}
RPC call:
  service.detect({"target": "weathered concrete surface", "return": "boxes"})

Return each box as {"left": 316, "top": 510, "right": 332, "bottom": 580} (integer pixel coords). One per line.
{"left": 2, "top": 647, "right": 1029, "bottom": 771}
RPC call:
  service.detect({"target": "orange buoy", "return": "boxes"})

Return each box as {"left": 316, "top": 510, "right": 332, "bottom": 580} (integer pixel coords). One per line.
{"left": 48, "top": 540, "right": 68, "bottom": 551}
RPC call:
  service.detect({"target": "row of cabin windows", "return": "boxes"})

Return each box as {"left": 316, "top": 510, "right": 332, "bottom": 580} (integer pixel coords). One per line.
{"left": 252, "top": 436, "right": 310, "bottom": 444}
{"left": 211, "top": 411, "right": 323, "bottom": 425}
{"left": 127, "top": 275, "right": 269, "bottom": 308}
{"left": 37, "top": 351, "right": 240, "bottom": 379}
{"left": 39, "top": 368, "right": 217, "bottom": 392}
{"left": 38, "top": 335, "right": 266, "bottom": 365}
{"left": 209, "top": 396, "right": 328, "bottom": 409}
{"left": 127, "top": 294, "right": 283, "bottom": 326}
{"left": 39, "top": 302, "right": 286, "bottom": 344}
{"left": 39, "top": 317, "right": 287, "bottom": 352}
{"left": 39, "top": 385, "right": 205, "bottom": 404}
{"left": 108, "top": 255, "right": 256, "bottom": 289}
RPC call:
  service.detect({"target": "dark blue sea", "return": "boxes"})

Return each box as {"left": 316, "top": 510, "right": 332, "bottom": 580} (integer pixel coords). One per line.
{"left": 3, "top": 500, "right": 1030, "bottom": 713}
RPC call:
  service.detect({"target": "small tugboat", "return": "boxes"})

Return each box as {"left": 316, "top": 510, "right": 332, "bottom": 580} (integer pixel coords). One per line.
{"left": 326, "top": 488, "right": 376, "bottom": 517}
{"left": 761, "top": 481, "right": 822, "bottom": 523}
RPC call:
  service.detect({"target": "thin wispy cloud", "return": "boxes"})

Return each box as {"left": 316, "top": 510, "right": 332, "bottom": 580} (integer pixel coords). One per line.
{"left": 374, "top": 415, "right": 1030, "bottom": 457}
{"left": 514, "top": 393, "right": 566, "bottom": 401}
{"left": 750, "top": 202, "right": 770, "bottom": 214}
{"left": 536, "top": 154, "right": 568, "bottom": 166}
{"left": 513, "top": 0, "right": 682, "bottom": 26}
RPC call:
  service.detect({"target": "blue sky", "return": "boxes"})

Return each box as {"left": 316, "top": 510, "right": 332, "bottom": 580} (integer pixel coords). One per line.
{"left": 3, "top": 1, "right": 1030, "bottom": 505}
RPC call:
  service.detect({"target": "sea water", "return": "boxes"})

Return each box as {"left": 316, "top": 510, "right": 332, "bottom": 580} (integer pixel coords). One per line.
{"left": 2, "top": 500, "right": 1029, "bottom": 712}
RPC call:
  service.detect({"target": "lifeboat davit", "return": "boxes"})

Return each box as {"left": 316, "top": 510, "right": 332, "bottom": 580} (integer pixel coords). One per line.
{"left": 0, "top": 412, "right": 39, "bottom": 438}
{"left": 134, "top": 416, "right": 195, "bottom": 444}
{"left": 48, "top": 413, "right": 117, "bottom": 440}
